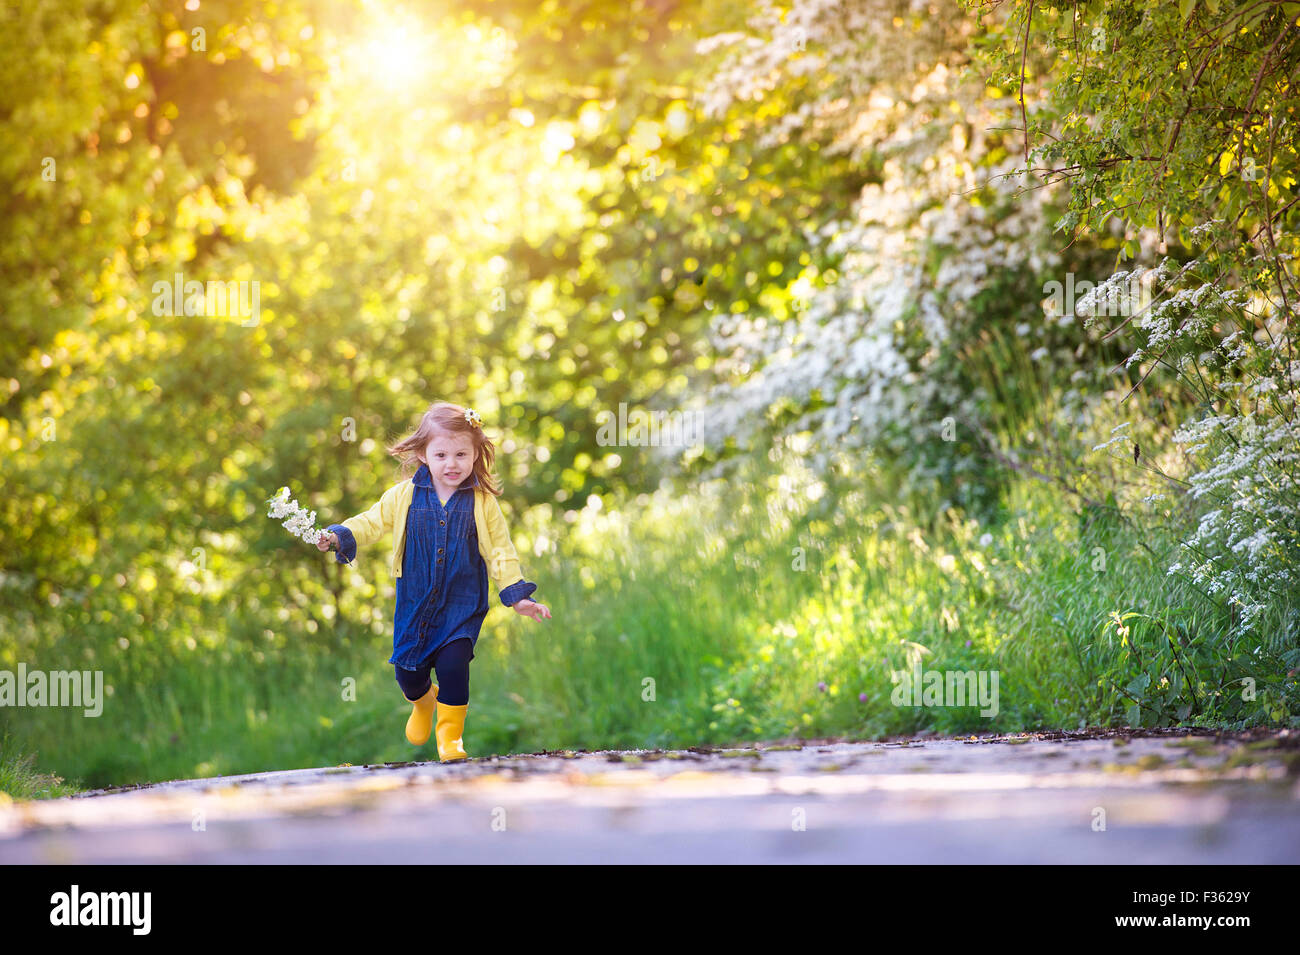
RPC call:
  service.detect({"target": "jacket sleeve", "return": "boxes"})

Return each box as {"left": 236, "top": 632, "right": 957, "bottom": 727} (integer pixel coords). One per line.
{"left": 483, "top": 493, "right": 538, "bottom": 607}
{"left": 330, "top": 484, "right": 398, "bottom": 565}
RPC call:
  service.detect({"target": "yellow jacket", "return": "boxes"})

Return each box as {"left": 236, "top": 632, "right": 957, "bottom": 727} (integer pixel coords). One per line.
{"left": 336, "top": 478, "right": 530, "bottom": 599}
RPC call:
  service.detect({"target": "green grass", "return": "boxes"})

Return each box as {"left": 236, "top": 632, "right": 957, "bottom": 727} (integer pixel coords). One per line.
{"left": 3, "top": 444, "right": 1296, "bottom": 797}
{"left": 4, "top": 331, "right": 1297, "bottom": 794}
{"left": 0, "top": 732, "right": 80, "bottom": 800}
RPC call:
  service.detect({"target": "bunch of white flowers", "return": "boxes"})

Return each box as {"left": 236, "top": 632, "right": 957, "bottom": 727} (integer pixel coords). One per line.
{"left": 686, "top": 0, "right": 1064, "bottom": 491}
{"left": 1167, "top": 392, "right": 1300, "bottom": 636}
{"left": 266, "top": 487, "right": 324, "bottom": 546}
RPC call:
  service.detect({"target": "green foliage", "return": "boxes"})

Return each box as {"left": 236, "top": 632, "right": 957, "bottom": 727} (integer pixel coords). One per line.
{"left": 3, "top": 0, "right": 1298, "bottom": 793}
{"left": 975, "top": 0, "right": 1300, "bottom": 254}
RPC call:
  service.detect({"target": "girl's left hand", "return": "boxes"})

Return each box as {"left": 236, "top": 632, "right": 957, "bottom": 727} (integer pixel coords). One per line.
{"left": 512, "top": 599, "right": 551, "bottom": 621}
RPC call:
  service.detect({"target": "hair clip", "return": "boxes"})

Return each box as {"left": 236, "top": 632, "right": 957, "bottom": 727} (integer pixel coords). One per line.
{"left": 464, "top": 407, "right": 483, "bottom": 429}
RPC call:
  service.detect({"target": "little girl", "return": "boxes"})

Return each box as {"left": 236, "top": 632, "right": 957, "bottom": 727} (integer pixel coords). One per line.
{"left": 317, "top": 400, "right": 551, "bottom": 761}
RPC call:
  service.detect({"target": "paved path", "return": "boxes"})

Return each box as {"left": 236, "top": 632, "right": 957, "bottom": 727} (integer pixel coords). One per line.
{"left": 2, "top": 729, "right": 1297, "bottom": 863}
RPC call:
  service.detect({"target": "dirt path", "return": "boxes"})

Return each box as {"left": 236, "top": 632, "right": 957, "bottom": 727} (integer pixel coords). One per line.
{"left": 2, "top": 729, "right": 1297, "bottom": 863}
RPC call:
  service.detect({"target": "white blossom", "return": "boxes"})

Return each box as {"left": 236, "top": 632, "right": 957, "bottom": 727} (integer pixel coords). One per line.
{"left": 266, "top": 487, "right": 325, "bottom": 546}
{"left": 686, "top": 0, "right": 1300, "bottom": 638}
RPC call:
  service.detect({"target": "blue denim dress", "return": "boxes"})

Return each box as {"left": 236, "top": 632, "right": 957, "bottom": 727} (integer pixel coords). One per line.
{"left": 328, "top": 464, "right": 537, "bottom": 671}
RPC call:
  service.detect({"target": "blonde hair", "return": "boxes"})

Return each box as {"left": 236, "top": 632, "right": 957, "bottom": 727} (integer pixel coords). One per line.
{"left": 386, "top": 401, "right": 503, "bottom": 496}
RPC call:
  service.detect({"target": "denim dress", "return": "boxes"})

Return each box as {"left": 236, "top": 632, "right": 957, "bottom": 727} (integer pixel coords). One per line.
{"left": 328, "top": 463, "right": 537, "bottom": 671}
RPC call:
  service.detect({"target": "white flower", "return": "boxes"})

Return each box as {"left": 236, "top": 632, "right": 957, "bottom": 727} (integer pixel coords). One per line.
{"left": 266, "top": 487, "right": 324, "bottom": 546}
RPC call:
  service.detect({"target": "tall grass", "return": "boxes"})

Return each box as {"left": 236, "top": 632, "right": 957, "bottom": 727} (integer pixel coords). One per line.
{"left": 4, "top": 325, "right": 1297, "bottom": 795}
{"left": 4, "top": 432, "right": 1294, "bottom": 798}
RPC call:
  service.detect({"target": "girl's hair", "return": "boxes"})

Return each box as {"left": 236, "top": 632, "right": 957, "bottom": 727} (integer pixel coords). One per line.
{"left": 386, "top": 401, "right": 503, "bottom": 496}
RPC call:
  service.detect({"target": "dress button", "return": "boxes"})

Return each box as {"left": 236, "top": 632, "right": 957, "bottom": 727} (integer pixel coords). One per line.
{"left": 437, "top": 547, "right": 444, "bottom": 554}
{"left": 440, "top": 520, "right": 445, "bottom": 526}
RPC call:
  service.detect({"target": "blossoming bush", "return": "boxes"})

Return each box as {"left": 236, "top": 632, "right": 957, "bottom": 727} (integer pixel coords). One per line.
{"left": 685, "top": 0, "right": 1298, "bottom": 722}
{"left": 689, "top": 0, "right": 1104, "bottom": 514}
{"left": 1078, "top": 259, "right": 1300, "bottom": 641}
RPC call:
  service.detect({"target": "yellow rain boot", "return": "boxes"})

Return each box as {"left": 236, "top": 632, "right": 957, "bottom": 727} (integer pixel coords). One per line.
{"left": 404, "top": 683, "right": 438, "bottom": 746}
{"left": 435, "top": 702, "right": 469, "bottom": 761}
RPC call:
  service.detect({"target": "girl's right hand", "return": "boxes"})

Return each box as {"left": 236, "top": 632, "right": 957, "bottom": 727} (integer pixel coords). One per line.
{"left": 317, "top": 531, "right": 337, "bottom": 552}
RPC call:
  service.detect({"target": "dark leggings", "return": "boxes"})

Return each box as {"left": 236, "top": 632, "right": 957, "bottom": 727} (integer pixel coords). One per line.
{"left": 395, "top": 637, "right": 472, "bottom": 706}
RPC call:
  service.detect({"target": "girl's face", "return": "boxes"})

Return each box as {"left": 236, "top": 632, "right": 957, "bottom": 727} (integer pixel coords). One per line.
{"left": 421, "top": 431, "right": 477, "bottom": 486}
